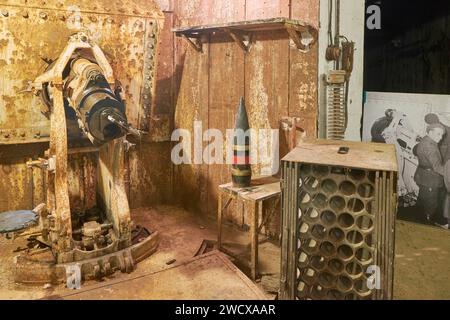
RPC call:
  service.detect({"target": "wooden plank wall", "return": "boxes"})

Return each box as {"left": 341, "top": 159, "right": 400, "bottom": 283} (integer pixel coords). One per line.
{"left": 172, "top": 0, "right": 320, "bottom": 220}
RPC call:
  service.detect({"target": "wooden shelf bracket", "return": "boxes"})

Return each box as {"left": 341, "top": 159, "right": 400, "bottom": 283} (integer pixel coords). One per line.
{"left": 285, "top": 23, "right": 317, "bottom": 52}
{"left": 223, "top": 29, "right": 254, "bottom": 53}
{"left": 181, "top": 34, "right": 203, "bottom": 53}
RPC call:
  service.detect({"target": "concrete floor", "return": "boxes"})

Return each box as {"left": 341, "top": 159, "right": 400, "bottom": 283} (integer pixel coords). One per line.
{"left": 0, "top": 205, "right": 449, "bottom": 299}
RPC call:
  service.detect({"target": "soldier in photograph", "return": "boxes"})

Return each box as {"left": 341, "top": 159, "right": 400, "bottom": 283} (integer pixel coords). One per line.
{"left": 414, "top": 123, "right": 446, "bottom": 224}
{"left": 423, "top": 113, "right": 450, "bottom": 229}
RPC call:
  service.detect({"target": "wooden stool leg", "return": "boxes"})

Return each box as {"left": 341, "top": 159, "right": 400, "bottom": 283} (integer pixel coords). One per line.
{"left": 217, "top": 192, "right": 223, "bottom": 251}
{"left": 250, "top": 201, "right": 259, "bottom": 280}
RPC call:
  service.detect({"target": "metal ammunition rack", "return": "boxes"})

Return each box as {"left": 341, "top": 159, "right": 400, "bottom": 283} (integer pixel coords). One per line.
{"left": 280, "top": 139, "right": 398, "bottom": 300}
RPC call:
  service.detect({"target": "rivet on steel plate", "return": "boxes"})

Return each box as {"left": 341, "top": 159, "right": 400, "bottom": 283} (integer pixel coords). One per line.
{"left": 89, "top": 16, "right": 97, "bottom": 22}
{"left": 22, "top": 11, "right": 29, "bottom": 18}
{"left": 39, "top": 12, "right": 48, "bottom": 20}
{"left": 58, "top": 14, "right": 66, "bottom": 21}
{"left": 1, "top": 10, "right": 9, "bottom": 17}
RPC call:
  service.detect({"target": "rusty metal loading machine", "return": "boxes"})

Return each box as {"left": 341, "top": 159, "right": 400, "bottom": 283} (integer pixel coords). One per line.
{"left": 0, "top": 0, "right": 164, "bottom": 285}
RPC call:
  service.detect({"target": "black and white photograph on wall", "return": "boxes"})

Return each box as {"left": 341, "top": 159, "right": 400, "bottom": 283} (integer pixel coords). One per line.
{"left": 363, "top": 92, "right": 450, "bottom": 229}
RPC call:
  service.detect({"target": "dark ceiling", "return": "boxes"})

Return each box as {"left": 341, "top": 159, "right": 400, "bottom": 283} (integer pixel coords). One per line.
{"left": 365, "top": 0, "right": 450, "bottom": 49}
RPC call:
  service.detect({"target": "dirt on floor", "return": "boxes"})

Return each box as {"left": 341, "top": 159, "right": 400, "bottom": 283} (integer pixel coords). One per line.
{"left": 0, "top": 206, "right": 449, "bottom": 299}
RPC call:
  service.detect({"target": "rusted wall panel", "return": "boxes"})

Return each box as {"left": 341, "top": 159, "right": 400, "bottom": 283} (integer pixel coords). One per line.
{"left": 177, "top": 0, "right": 245, "bottom": 26}
{"left": 173, "top": 0, "right": 320, "bottom": 218}
{"left": 0, "top": 0, "right": 320, "bottom": 217}
{"left": 154, "top": 12, "right": 175, "bottom": 116}
{"left": 288, "top": 42, "right": 318, "bottom": 136}
{"left": 207, "top": 35, "right": 245, "bottom": 219}
{"left": 290, "top": 0, "right": 319, "bottom": 136}
{"left": 0, "top": 1, "right": 163, "bottom": 144}
{"left": 245, "top": 0, "right": 290, "bottom": 20}
{"left": 291, "top": 0, "right": 320, "bottom": 27}
{"left": 0, "top": 144, "right": 99, "bottom": 213}
{"left": 67, "top": 153, "right": 97, "bottom": 213}
{"left": 0, "top": 0, "right": 171, "bottom": 213}
{"left": 0, "top": 144, "right": 47, "bottom": 211}
{"left": 128, "top": 143, "right": 172, "bottom": 208}
{"left": 172, "top": 2, "right": 210, "bottom": 210}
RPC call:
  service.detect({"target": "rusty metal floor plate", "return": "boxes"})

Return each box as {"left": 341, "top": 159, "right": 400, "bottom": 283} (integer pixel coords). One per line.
{"left": 49, "top": 251, "right": 268, "bottom": 300}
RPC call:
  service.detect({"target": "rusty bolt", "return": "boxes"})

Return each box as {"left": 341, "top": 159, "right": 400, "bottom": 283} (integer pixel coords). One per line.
{"left": 1, "top": 10, "right": 8, "bottom": 17}
{"left": 39, "top": 12, "right": 48, "bottom": 20}
{"left": 89, "top": 15, "right": 97, "bottom": 22}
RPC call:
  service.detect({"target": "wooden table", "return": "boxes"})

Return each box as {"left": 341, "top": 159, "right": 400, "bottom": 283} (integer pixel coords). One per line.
{"left": 217, "top": 176, "right": 281, "bottom": 280}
